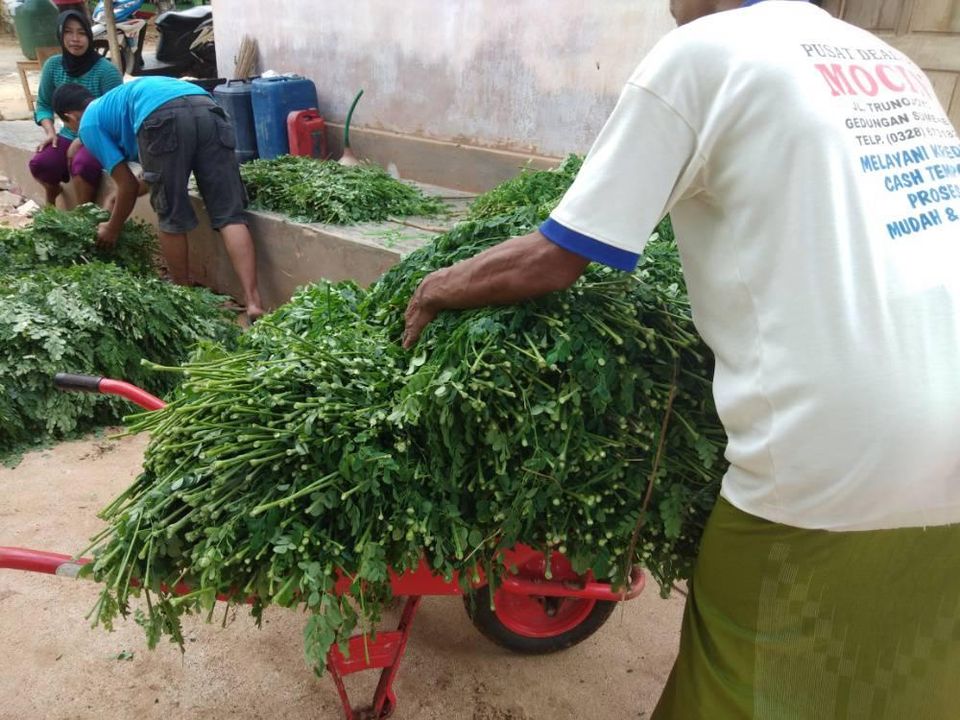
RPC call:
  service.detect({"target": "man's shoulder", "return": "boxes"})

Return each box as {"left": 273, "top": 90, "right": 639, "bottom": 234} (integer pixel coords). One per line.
{"left": 82, "top": 93, "right": 118, "bottom": 129}
{"left": 627, "top": 17, "right": 737, "bottom": 86}
{"left": 638, "top": 3, "right": 848, "bottom": 76}
{"left": 662, "top": 3, "right": 838, "bottom": 48}
{"left": 135, "top": 76, "right": 192, "bottom": 93}
{"left": 90, "top": 80, "right": 129, "bottom": 108}
{"left": 639, "top": 12, "right": 745, "bottom": 66}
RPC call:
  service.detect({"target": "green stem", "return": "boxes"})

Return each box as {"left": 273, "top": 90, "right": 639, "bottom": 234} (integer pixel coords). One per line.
{"left": 249, "top": 471, "right": 339, "bottom": 516}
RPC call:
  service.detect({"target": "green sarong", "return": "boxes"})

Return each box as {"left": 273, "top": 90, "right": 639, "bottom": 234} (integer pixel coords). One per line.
{"left": 653, "top": 497, "right": 960, "bottom": 719}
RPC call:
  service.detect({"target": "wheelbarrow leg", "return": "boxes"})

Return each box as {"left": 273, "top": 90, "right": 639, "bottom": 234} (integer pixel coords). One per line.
{"left": 326, "top": 595, "right": 423, "bottom": 720}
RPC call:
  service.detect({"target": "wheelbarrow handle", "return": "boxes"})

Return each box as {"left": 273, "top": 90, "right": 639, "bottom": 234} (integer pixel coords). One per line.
{"left": 54, "top": 373, "right": 103, "bottom": 393}
{"left": 0, "top": 547, "right": 89, "bottom": 577}
{"left": 53, "top": 373, "right": 167, "bottom": 411}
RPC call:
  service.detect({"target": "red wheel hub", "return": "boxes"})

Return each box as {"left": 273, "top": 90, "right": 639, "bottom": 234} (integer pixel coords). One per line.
{"left": 493, "top": 550, "right": 597, "bottom": 638}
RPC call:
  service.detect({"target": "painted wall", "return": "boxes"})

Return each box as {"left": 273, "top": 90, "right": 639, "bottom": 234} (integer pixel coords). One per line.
{"left": 211, "top": 0, "right": 675, "bottom": 158}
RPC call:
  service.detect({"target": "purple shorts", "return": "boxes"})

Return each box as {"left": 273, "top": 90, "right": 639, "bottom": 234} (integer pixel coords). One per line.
{"left": 29, "top": 134, "right": 103, "bottom": 188}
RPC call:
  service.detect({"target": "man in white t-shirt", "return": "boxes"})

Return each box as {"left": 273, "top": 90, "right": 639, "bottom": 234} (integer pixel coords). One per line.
{"left": 404, "top": 1, "right": 960, "bottom": 717}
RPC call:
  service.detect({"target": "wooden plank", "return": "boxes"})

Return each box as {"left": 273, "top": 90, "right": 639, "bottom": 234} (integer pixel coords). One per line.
{"left": 910, "top": 0, "right": 960, "bottom": 32}
{"left": 842, "top": 0, "right": 904, "bottom": 31}
{"left": 924, "top": 70, "right": 960, "bottom": 129}
{"left": 880, "top": 33, "right": 960, "bottom": 71}
{"left": 15, "top": 61, "right": 37, "bottom": 114}
{"left": 821, "top": 0, "right": 843, "bottom": 17}
{"left": 897, "top": 0, "right": 919, "bottom": 35}
{"left": 926, "top": 69, "right": 958, "bottom": 110}
{"left": 951, "top": 84, "right": 960, "bottom": 130}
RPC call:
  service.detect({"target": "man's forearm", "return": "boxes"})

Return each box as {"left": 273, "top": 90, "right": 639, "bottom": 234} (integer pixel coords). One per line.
{"left": 416, "top": 231, "right": 589, "bottom": 313}
{"left": 107, "top": 167, "right": 140, "bottom": 233}
{"left": 402, "top": 230, "right": 589, "bottom": 348}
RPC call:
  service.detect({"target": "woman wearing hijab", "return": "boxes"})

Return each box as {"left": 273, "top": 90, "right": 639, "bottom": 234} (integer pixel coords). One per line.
{"left": 29, "top": 10, "right": 123, "bottom": 207}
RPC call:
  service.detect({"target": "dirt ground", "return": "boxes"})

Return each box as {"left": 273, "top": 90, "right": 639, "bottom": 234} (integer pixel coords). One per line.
{"left": 0, "top": 31, "right": 49, "bottom": 122}
{"left": 0, "top": 29, "right": 685, "bottom": 720}
{"left": 0, "top": 432, "right": 686, "bottom": 720}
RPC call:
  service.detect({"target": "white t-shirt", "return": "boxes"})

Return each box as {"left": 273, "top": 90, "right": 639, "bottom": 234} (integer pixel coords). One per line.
{"left": 542, "top": 1, "right": 960, "bottom": 531}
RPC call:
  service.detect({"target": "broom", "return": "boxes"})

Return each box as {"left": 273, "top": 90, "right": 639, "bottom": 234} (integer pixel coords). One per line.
{"left": 233, "top": 35, "right": 258, "bottom": 79}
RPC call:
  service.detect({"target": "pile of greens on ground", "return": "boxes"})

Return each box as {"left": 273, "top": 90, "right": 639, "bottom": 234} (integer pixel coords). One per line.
{"left": 0, "top": 205, "right": 239, "bottom": 461}
{"left": 0, "top": 204, "right": 158, "bottom": 277}
{"left": 81, "top": 158, "right": 726, "bottom": 671}
{"left": 240, "top": 155, "right": 447, "bottom": 224}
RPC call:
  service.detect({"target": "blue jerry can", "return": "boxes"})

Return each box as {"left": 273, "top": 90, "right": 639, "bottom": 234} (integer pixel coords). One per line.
{"left": 250, "top": 76, "right": 319, "bottom": 160}
{"left": 213, "top": 79, "right": 259, "bottom": 163}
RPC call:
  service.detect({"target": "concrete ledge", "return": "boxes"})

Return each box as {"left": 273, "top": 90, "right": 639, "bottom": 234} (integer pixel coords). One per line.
{"left": 0, "top": 119, "right": 523, "bottom": 309}
{"left": 0, "top": 120, "right": 157, "bottom": 223}
{"left": 186, "top": 201, "right": 469, "bottom": 311}
{"left": 326, "top": 123, "right": 561, "bottom": 193}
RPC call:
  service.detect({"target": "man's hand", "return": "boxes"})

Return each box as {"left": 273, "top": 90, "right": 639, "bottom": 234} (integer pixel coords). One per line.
{"left": 400, "top": 231, "right": 589, "bottom": 349}
{"left": 96, "top": 221, "right": 119, "bottom": 249}
{"left": 402, "top": 277, "right": 440, "bottom": 349}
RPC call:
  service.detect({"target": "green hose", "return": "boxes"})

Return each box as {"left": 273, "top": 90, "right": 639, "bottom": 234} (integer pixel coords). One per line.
{"left": 344, "top": 89, "right": 364, "bottom": 149}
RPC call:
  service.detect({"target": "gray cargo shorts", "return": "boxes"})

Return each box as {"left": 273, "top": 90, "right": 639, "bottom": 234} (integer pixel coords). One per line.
{"left": 136, "top": 94, "right": 248, "bottom": 234}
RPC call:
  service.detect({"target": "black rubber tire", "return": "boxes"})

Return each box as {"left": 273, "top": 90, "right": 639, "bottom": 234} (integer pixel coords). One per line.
{"left": 463, "top": 590, "right": 618, "bottom": 655}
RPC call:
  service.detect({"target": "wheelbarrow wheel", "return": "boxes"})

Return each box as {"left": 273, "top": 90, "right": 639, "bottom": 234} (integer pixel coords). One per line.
{"left": 464, "top": 588, "right": 617, "bottom": 655}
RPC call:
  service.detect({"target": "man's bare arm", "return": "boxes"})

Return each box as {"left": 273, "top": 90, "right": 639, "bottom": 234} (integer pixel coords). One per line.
{"left": 402, "top": 230, "right": 589, "bottom": 348}
{"left": 97, "top": 163, "right": 141, "bottom": 248}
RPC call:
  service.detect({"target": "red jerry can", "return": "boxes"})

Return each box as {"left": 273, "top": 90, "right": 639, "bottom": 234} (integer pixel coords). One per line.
{"left": 287, "top": 109, "right": 329, "bottom": 160}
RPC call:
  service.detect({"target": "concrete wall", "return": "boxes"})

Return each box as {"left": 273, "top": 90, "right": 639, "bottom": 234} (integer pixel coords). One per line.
{"left": 213, "top": 1, "right": 960, "bottom": 162}
{"left": 211, "top": 0, "right": 675, "bottom": 159}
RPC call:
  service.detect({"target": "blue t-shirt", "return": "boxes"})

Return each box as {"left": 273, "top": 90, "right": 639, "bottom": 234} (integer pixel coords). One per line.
{"left": 79, "top": 76, "right": 208, "bottom": 173}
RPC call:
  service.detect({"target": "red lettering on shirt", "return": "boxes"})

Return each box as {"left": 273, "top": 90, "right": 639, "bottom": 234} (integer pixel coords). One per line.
{"left": 814, "top": 62, "right": 934, "bottom": 100}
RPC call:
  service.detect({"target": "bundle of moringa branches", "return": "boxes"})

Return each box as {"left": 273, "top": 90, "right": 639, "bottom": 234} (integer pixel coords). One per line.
{"left": 81, "top": 158, "right": 726, "bottom": 670}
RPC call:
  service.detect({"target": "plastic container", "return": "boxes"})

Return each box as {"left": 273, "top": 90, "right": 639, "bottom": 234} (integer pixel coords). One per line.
{"left": 250, "top": 75, "right": 319, "bottom": 160}
{"left": 14, "top": 0, "right": 59, "bottom": 61}
{"left": 287, "top": 109, "right": 328, "bottom": 160}
{"left": 214, "top": 79, "right": 258, "bottom": 163}
{"left": 51, "top": 0, "right": 87, "bottom": 17}
{"left": 187, "top": 76, "right": 225, "bottom": 93}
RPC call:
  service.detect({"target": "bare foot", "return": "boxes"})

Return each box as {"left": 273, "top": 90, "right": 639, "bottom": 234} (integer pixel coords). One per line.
{"left": 246, "top": 305, "right": 265, "bottom": 324}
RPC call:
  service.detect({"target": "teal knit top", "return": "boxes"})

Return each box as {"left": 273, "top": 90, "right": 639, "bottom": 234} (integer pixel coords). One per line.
{"left": 35, "top": 55, "right": 123, "bottom": 141}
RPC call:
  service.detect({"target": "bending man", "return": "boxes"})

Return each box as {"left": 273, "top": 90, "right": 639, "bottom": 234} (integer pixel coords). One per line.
{"left": 53, "top": 77, "right": 264, "bottom": 321}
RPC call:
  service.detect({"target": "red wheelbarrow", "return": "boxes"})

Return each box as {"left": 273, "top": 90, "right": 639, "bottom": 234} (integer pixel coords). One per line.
{"left": 0, "top": 373, "right": 646, "bottom": 720}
